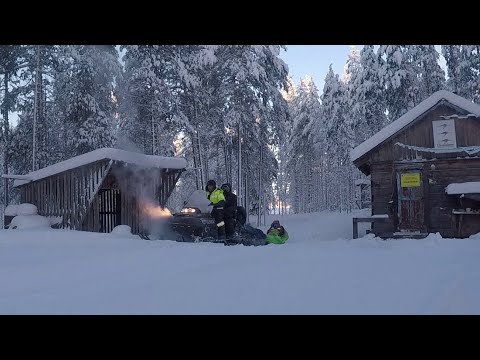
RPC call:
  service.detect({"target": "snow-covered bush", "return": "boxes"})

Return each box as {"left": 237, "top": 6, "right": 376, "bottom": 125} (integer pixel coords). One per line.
{"left": 111, "top": 225, "right": 133, "bottom": 237}
{"left": 5, "top": 203, "right": 38, "bottom": 216}
{"left": 9, "top": 215, "right": 51, "bottom": 230}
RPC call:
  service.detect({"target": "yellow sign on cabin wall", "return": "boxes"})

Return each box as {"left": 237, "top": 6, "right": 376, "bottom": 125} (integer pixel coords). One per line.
{"left": 401, "top": 173, "right": 421, "bottom": 187}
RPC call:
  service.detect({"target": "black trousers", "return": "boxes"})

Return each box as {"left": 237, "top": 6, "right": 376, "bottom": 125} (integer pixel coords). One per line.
{"left": 212, "top": 208, "right": 226, "bottom": 239}
{"left": 224, "top": 215, "right": 236, "bottom": 238}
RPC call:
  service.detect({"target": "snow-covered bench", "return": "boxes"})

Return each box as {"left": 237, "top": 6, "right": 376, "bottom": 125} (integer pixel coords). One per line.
{"left": 352, "top": 215, "right": 389, "bottom": 239}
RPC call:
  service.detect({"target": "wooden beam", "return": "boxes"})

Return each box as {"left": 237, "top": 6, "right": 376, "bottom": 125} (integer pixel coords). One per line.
{"left": 1, "top": 174, "right": 31, "bottom": 180}
{"left": 353, "top": 217, "right": 390, "bottom": 239}
{"left": 161, "top": 170, "right": 183, "bottom": 208}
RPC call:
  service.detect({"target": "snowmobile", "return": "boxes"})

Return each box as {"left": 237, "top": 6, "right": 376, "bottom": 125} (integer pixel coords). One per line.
{"left": 166, "top": 190, "right": 263, "bottom": 246}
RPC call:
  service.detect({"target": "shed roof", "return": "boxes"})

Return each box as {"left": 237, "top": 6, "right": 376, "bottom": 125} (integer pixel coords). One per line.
{"left": 13, "top": 148, "right": 187, "bottom": 187}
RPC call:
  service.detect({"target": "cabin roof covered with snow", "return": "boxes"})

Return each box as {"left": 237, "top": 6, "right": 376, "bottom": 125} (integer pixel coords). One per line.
{"left": 350, "top": 90, "right": 480, "bottom": 163}
{"left": 13, "top": 148, "right": 187, "bottom": 187}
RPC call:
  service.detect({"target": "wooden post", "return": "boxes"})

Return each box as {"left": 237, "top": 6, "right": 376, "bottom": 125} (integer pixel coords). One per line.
{"left": 66, "top": 172, "right": 71, "bottom": 228}
{"left": 63, "top": 173, "right": 67, "bottom": 220}
{"left": 353, "top": 218, "right": 359, "bottom": 239}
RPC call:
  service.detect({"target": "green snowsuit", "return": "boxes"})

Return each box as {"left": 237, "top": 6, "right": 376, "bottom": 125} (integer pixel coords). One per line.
{"left": 266, "top": 228, "right": 289, "bottom": 244}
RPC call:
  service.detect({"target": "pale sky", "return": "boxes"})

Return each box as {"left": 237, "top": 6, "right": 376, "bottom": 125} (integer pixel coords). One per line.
{"left": 280, "top": 45, "right": 447, "bottom": 89}
{"left": 280, "top": 45, "right": 358, "bottom": 88}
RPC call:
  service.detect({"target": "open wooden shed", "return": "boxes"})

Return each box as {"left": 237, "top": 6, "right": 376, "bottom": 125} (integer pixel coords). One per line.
{"left": 351, "top": 90, "right": 480, "bottom": 238}
{"left": 6, "top": 148, "right": 186, "bottom": 234}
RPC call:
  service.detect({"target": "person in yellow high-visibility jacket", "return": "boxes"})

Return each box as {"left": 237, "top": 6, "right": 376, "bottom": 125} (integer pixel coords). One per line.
{"left": 206, "top": 179, "right": 226, "bottom": 240}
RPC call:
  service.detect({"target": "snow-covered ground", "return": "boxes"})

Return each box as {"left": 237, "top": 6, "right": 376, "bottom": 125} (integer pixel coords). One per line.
{"left": 1, "top": 209, "right": 480, "bottom": 315}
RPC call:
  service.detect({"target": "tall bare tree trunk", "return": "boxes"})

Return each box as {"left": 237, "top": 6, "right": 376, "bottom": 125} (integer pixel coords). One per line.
{"left": 3, "top": 73, "right": 10, "bottom": 207}
{"left": 33, "top": 45, "right": 42, "bottom": 171}
{"left": 151, "top": 102, "right": 156, "bottom": 155}
{"left": 196, "top": 128, "right": 205, "bottom": 190}
{"left": 237, "top": 120, "right": 242, "bottom": 208}
{"left": 243, "top": 151, "right": 249, "bottom": 224}
{"left": 216, "top": 141, "right": 220, "bottom": 181}
{"left": 257, "top": 144, "right": 262, "bottom": 227}
{"left": 224, "top": 140, "right": 229, "bottom": 185}
{"left": 199, "top": 135, "right": 208, "bottom": 187}
{"left": 191, "top": 131, "right": 199, "bottom": 190}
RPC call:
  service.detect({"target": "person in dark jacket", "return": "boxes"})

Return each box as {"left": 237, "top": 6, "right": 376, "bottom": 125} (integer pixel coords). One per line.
{"left": 206, "top": 179, "right": 226, "bottom": 240}
{"left": 221, "top": 183, "right": 237, "bottom": 239}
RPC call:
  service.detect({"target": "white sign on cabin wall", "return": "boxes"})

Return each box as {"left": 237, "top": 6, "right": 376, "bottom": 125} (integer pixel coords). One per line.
{"left": 432, "top": 119, "right": 457, "bottom": 148}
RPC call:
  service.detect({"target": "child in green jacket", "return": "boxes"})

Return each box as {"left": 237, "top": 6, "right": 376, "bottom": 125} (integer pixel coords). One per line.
{"left": 266, "top": 220, "right": 289, "bottom": 244}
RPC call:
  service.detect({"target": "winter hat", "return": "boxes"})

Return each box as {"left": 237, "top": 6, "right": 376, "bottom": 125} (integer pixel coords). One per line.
{"left": 207, "top": 180, "right": 216, "bottom": 188}
{"left": 221, "top": 183, "right": 232, "bottom": 193}
{"left": 271, "top": 220, "right": 281, "bottom": 228}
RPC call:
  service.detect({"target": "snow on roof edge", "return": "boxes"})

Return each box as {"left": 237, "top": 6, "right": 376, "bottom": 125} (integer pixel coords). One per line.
{"left": 446, "top": 182, "right": 480, "bottom": 195}
{"left": 354, "top": 178, "right": 370, "bottom": 185}
{"left": 13, "top": 148, "right": 187, "bottom": 187}
{"left": 350, "top": 90, "right": 480, "bottom": 163}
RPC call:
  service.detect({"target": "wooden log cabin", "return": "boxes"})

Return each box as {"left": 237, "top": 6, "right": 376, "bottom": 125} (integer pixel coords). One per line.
{"left": 351, "top": 90, "right": 480, "bottom": 239}
{"left": 4, "top": 148, "right": 186, "bottom": 234}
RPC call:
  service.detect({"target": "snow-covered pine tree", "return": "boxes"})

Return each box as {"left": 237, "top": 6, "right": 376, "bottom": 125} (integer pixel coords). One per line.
{"left": 350, "top": 45, "right": 387, "bottom": 144}
{"left": 117, "top": 45, "right": 289, "bottom": 219}
{"left": 9, "top": 111, "right": 36, "bottom": 175}
{"left": 342, "top": 46, "right": 361, "bottom": 84}
{"left": 176, "top": 45, "right": 221, "bottom": 191}
{"left": 118, "top": 45, "right": 177, "bottom": 155}
{"left": 442, "top": 45, "right": 463, "bottom": 96}
{"left": 10, "top": 45, "right": 60, "bottom": 173}
{"left": 319, "top": 64, "right": 359, "bottom": 211}
{"left": 287, "top": 76, "right": 321, "bottom": 213}
{"left": 0, "top": 45, "right": 29, "bottom": 207}
{"left": 378, "top": 45, "right": 418, "bottom": 122}
{"left": 458, "top": 46, "right": 480, "bottom": 103}
{"left": 274, "top": 77, "right": 295, "bottom": 215}
{"left": 322, "top": 65, "right": 354, "bottom": 163}
{"left": 408, "top": 45, "right": 445, "bottom": 100}
{"left": 57, "top": 45, "right": 122, "bottom": 157}
{"left": 442, "top": 45, "right": 480, "bottom": 103}
{"left": 207, "top": 45, "right": 288, "bottom": 222}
